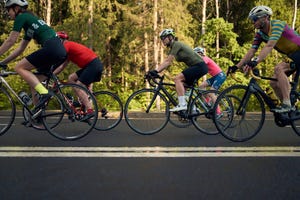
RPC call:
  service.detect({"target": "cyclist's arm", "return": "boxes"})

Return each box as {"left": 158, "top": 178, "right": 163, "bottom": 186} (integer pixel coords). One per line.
{"left": 255, "top": 40, "right": 277, "bottom": 63}
{"left": 0, "top": 31, "right": 20, "bottom": 56}
{"left": 236, "top": 48, "right": 257, "bottom": 68}
{"left": 2, "top": 39, "right": 29, "bottom": 64}
{"left": 156, "top": 54, "right": 175, "bottom": 72}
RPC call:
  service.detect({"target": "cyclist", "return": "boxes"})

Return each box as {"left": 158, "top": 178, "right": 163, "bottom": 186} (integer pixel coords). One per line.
{"left": 228, "top": 5, "right": 300, "bottom": 113}
{"left": 193, "top": 47, "right": 226, "bottom": 91}
{"left": 54, "top": 31, "right": 103, "bottom": 119}
{"left": 194, "top": 47, "right": 226, "bottom": 116}
{"left": 148, "top": 28, "right": 208, "bottom": 112}
{"left": 0, "top": 0, "right": 67, "bottom": 114}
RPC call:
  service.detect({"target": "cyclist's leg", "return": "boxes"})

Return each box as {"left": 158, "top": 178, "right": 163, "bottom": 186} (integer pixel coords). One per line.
{"left": 270, "top": 62, "right": 291, "bottom": 110}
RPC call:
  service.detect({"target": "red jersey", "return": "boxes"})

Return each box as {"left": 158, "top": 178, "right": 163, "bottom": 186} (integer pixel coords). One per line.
{"left": 63, "top": 41, "right": 98, "bottom": 68}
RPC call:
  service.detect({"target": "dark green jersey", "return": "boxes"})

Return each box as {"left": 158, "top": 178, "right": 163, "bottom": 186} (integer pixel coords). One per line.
{"left": 169, "top": 41, "right": 203, "bottom": 66}
{"left": 13, "top": 12, "right": 56, "bottom": 45}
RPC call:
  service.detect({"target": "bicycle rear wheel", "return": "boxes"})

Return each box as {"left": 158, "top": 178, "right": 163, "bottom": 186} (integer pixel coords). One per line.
{"left": 42, "top": 83, "right": 98, "bottom": 140}
{"left": 93, "top": 91, "right": 123, "bottom": 131}
{"left": 213, "top": 85, "right": 265, "bottom": 142}
{"left": 124, "top": 88, "right": 169, "bottom": 135}
{"left": 0, "top": 87, "right": 15, "bottom": 135}
{"left": 191, "top": 90, "right": 222, "bottom": 135}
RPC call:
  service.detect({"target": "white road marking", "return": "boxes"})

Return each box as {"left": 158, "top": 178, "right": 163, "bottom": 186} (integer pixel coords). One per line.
{"left": 0, "top": 146, "right": 299, "bottom": 157}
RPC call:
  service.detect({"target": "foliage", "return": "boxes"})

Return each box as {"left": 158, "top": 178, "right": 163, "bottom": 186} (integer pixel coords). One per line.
{"left": 0, "top": 0, "right": 299, "bottom": 109}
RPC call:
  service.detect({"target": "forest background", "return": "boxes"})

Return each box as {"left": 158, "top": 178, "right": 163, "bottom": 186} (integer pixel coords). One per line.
{"left": 0, "top": 0, "right": 299, "bottom": 104}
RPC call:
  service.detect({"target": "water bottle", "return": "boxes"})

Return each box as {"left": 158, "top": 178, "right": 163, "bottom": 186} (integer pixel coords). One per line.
{"left": 18, "top": 91, "right": 32, "bottom": 106}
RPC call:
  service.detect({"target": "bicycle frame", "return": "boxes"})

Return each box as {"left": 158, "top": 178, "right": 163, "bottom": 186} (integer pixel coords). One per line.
{"left": 0, "top": 73, "right": 35, "bottom": 115}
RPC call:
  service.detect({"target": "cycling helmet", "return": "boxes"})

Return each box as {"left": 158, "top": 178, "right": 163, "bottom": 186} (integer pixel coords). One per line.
{"left": 248, "top": 5, "right": 273, "bottom": 20}
{"left": 4, "top": 0, "right": 28, "bottom": 8}
{"left": 193, "top": 47, "right": 205, "bottom": 55}
{"left": 57, "top": 31, "right": 69, "bottom": 40}
{"left": 159, "top": 28, "right": 175, "bottom": 40}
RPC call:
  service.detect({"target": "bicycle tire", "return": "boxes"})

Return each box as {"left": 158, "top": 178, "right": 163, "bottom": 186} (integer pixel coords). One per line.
{"left": 213, "top": 85, "right": 265, "bottom": 142}
{"left": 191, "top": 89, "right": 222, "bottom": 135}
{"left": 93, "top": 91, "right": 123, "bottom": 131}
{"left": 289, "top": 93, "right": 300, "bottom": 136}
{"left": 124, "top": 88, "right": 169, "bottom": 135}
{"left": 42, "top": 83, "right": 98, "bottom": 140}
{"left": 0, "top": 87, "right": 15, "bottom": 135}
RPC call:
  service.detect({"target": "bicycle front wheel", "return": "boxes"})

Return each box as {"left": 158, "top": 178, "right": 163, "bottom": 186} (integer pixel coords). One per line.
{"left": 0, "top": 87, "right": 15, "bottom": 135}
{"left": 42, "top": 83, "right": 98, "bottom": 140}
{"left": 93, "top": 91, "right": 123, "bottom": 131}
{"left": 213, "top": 85, "right": 265, "bottom": 142}
{"left": 124, "top": 89, "right": 169, "bottom": 135}
{"left": 191, "top": 90, "right": 222, "bottom": 135}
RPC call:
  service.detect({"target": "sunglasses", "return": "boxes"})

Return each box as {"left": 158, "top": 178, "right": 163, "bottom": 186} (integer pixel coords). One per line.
{"left": 250, "top": 15, "right": 260, "bottom": 22}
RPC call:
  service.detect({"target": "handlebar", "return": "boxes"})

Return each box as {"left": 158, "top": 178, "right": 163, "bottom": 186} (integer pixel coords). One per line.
{"left": 228, "top": 66, "right": 276, "bottom": 82}
{"left": 144, "top": 72, "right": 164, "bottom": 87}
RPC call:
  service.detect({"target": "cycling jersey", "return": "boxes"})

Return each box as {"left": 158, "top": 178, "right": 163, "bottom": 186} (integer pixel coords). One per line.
{"left": 202, "top": 56, "right": 222, "bottom": 76}
{"left": 63, "top": 41, "right": 98, "bottom": 68}
{"left": 13, "top": 12, "right": 56, "bottom": 45}
{"left": 169, "top": 41, "right": 204, "bottom": 66}
{"left": 252, "top": 19, "right": 300, "bottom": 55}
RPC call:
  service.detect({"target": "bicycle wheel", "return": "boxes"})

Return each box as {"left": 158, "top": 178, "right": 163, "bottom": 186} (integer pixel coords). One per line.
{"left": 93, "top": 91, "right": 123, "bottom": 131}
{"left": 168, "top": 90, "right": 192, "bottom": 128}
{"left": 213, "top": 85, "right": 265, "bottom": 142}
{"left": 290, "top": 93, "right": 300, "bottom": 135}
{"left": 0, "top": 87, "right": 15, "bottom": 135}
{"left": 42, "top": 83, "right": 98, "bottom": 140}
{"left": 124, "top": 88, "right": 169, "bottom": 135}
{"left": 191, "top": 90, "right": 222, "bottom": 135}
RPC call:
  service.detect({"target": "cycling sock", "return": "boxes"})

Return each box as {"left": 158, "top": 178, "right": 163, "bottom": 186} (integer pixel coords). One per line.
{"left": 34, "top": 83, "right": 48, "bottom": 95}
{"left": 282, "top": 99, "right": 291, "bottom": 107}
{"left": 178, "top": 96, "right": 186, "bottom": 106}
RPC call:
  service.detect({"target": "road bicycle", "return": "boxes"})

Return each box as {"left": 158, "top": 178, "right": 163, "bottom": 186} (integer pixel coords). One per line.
{"left": 213, "top": 64, "right": 300, "bottom": 142}
{"left": 23, "top": 75, "right": 123, "bottom": 132}
{"left": 124, "top": 72, "right": 232, "bottom": 135}
{"left": 0, "top": 64, "right": 98, "bottom": 140}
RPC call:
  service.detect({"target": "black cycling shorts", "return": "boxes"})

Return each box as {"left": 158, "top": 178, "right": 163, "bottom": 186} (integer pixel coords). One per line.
{"left": 182, "top": 62, "right": 208, "bottom": 86}
{"left": 26, "top": 37, "right": 67, "bottom": 72}
{"left": 76, "top": 57, "right": 103, "bottom": 85}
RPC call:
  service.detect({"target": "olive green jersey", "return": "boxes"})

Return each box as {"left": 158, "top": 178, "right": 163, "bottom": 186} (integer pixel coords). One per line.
{"left": 169, "top": 41, "right": 203, "bottom": 66}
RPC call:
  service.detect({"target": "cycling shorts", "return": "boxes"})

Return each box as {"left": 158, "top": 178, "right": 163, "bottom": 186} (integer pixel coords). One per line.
{"left": 182, "top": 62, "right": 208, "bottom": 86}
{"left": 76, "top": 57, "right": 103, "bottom": 85}
{"left": 26, "top": 37, "right": 67, "bottom": 72}
{"left": 206, "top": 71, "right": 226, "bottom": 90}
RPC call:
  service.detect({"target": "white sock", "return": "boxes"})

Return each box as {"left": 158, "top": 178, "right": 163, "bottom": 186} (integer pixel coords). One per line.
{"left": 283, "top": 100, "right": 291, "bottom": 107}
{"left": 178, "top": 96, "right": 187, "bottom": 106}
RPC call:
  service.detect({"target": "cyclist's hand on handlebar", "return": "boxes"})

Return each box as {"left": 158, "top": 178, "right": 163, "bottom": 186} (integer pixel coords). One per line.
{"left": 147, "top": 69, "right": 159, "bottom": 78}
{"left": 243, "top": 60, "right": 258, "bottom": 73}
{"left": 226, "top": 65, "right": 238, "bottom": 76}
{"left": 245, "top": 60, "right": 258, "bottom": 69}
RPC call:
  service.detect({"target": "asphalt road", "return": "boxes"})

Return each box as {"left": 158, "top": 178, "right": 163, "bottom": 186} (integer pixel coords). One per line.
{"left": 0, "top": 114, "right": 300, "bottom": 200}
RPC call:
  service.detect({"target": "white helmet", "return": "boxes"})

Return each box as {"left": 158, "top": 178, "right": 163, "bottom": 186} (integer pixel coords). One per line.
{"left": 4, "top": 0, "right": 28, "bottom": 8}
{"left": 248, "top": 5, "right": 272, "bottom": 20}
{"left": 193, "top": 47, "right": 205, "bottom": 55}
{"left": 159, "top": 28, "right": 175, "bottom": 39}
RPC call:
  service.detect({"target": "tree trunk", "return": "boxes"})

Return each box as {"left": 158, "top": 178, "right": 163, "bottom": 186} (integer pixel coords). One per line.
{"left": 201, "top": 0, "right": 206, "bottom": 42}
{"left": 88, "top": 0, "right": 94, "bottom": 49}
{"left": 215, "top": 0, "right": 219, "bottom": 59}
{"left": 46, "top": 0, "right": 51, "bottom": 25}
{"left": 292, "top": 0, "right": 298, "bottom": 29}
